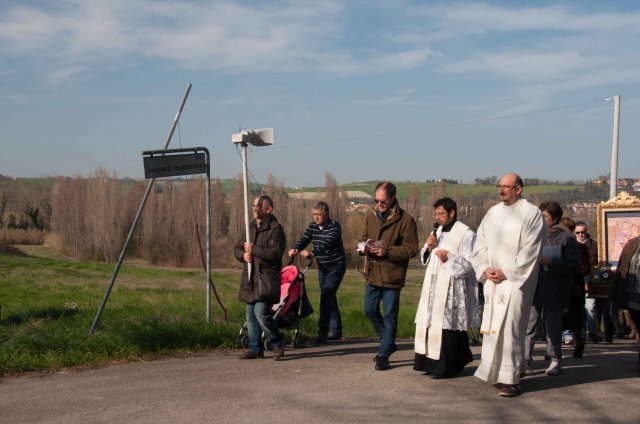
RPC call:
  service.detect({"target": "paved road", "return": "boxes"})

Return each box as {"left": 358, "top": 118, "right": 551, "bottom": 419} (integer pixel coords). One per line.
{"left": 1, "top": 338, "right": 639, "bottom": 423}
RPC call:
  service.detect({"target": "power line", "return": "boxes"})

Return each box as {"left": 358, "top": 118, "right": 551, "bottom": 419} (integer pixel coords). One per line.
{"left": 270, "top": 98, "right": 606, "bottom": 150}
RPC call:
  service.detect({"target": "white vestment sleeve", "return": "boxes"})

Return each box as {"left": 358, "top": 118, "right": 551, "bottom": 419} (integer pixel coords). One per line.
{"left": 419, "top": 245, "right": 430, "bottom": 265}
{"left": 445, "top": 230, "right": 476, "bottom": 279}
{"left": 471, "top": 217, "right": 490, "bottom": 283}
{"left": 501, "top": 210, "right": 545, "bottom": 288}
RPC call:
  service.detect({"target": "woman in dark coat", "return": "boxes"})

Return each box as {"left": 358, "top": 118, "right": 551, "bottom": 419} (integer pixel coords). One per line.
{"left": 524, "top": 201, "right": 580, "bottom": 376}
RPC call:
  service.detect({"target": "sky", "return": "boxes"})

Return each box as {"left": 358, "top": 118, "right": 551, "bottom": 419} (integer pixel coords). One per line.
{"left": 1, "top": 0, "right": 640, "bottom": 187}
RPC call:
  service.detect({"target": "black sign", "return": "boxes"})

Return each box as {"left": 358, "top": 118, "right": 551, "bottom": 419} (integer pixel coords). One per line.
{"left": 143, "top": 153, "right": 207, "bottom": 179}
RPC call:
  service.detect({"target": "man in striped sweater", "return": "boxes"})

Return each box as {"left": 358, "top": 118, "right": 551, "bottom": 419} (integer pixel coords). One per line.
{"left": 289, "top": 201, "right": 347, "bottom": 343}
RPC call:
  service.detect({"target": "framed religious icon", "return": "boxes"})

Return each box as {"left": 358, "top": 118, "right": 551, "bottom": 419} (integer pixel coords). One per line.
{"left": 590, "top": 191, "right": 640, "bottom": 298}
{"left": 596, "top": 191, "right": 640, "bottom": 266}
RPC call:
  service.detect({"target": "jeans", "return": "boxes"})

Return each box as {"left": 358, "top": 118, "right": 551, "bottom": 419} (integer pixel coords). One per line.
{"left": 584, "top": 297, "right": 600, "bottom": 336}
{"left": 317, "top": 262, "right": 346, "bottom": 337}
{"left": 364, "top": 283, "right": 401, "bottom": 357}
{"left": 525, "top": 305, "right": 564, "bottom": 363}
{"left": 246, "top": 301, "right": 283, "bottom": 353}
{"left": 584, "top": 298, "right": 616, "bottom": 337}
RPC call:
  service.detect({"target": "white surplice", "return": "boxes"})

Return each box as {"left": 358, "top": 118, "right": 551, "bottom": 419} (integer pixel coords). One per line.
{"left": 470, "top": 198, "right": 545, "bottom": 385}
{"left": 414, "top": 221, "right": 480, "bottom": 359}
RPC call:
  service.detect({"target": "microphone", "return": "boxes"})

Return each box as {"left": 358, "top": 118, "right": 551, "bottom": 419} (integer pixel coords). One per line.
{"left": 432, "top": 221, "right": 439, "bottom": 236}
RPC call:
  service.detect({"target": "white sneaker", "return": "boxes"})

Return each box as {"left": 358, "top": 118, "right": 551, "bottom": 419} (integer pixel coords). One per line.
{"left": 546, "top": 361, "right": 562, "bottom": 376}
{"left": 562, "top": 335, "right": 574, "bottom": 345}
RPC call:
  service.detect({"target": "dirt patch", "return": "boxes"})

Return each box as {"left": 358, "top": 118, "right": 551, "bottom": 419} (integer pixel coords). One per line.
{"left": 0, "top": 244, "right": 28, "bottom": 256}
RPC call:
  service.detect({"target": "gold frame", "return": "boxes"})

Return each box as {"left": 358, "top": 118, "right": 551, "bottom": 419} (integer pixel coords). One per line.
{"left": 596, "top": 191, "right": 640, "bottom": 265}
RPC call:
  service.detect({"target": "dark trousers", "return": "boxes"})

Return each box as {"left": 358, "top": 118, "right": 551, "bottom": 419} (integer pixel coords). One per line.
{"left": 317, "top": 262, "right": 346, "bottom": 337}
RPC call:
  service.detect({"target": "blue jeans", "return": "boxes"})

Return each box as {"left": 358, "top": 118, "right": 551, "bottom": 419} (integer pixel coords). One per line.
{"left": 364, "top": 283, "right": 401, "bottom": 357}
{"left": 585, "top": 298, "right": 616, "bottom": 338}
{"left": 246, "top": 301, "right": 283, "bottom": 353}
{"left": 318, "top": 262, "right": 346, "bottom": 336}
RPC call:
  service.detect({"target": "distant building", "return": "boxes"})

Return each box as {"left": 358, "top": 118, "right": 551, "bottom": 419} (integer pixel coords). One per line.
{"left": 567, "top": 202, "right": 597, "bottom": 214}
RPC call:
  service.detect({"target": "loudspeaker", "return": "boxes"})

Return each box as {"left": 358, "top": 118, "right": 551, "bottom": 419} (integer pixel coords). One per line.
{"left": 231, "top": 128, "right": 274, "bottom": 146}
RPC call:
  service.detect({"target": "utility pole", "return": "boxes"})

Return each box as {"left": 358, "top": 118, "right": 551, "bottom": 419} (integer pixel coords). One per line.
{"left": 609, "top": 95, "right": 621, "bottom": 199}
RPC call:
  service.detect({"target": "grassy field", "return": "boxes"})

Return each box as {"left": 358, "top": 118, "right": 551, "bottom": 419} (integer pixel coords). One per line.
{"left": 0, "top": 247, "right": 426, "bottom": 377}
{"left": 287, "top": 180, "right": 580, "bottom": 200}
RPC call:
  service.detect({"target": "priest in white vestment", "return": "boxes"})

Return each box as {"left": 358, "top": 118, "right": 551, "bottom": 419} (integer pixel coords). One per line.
{"left": 470, "top": 173, "right": 545, "bottom": 398}
{"left": 414, "top": 197, "right": 480, "bottom": 378}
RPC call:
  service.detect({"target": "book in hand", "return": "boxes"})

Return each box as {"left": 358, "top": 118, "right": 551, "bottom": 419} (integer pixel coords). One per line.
{"left": 357, "top": 239, "right": 382, "bottom": 253}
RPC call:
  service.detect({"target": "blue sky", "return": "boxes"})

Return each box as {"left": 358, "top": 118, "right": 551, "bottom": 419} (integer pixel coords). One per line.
{"left": 1, "top": 0, "right": 639, "bottom": 187}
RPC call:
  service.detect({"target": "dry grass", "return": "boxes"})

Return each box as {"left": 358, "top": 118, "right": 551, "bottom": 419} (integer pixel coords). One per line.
{"left": 0, "top": 228, "right": 46, "bottom": 245}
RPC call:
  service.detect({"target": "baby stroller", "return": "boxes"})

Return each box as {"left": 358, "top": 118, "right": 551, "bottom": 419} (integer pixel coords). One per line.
{"left": 238, "top": 257, "right": 314, "bottom": 350}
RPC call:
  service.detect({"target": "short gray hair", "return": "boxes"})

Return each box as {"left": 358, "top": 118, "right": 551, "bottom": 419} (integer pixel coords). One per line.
{"left": 314, "top": 201, "right": 330, "bottom": 218}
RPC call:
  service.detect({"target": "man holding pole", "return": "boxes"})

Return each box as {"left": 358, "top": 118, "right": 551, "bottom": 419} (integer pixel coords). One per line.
{"left": 234, "top": 195, "right": 286, "bottom": 361}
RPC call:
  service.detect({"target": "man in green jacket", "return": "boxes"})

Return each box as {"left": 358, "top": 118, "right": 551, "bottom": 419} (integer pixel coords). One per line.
{"left": 360, "top": 181, "right": 419, "bottom": 371}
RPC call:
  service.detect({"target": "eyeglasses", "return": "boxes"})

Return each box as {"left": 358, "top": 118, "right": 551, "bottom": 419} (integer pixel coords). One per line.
{"left": 496, "top": 185, "right": 519, "bottom": 190}
{"left": 374, "top": 199, "right": 387, "bottom": 205}
{"left": 575, "top": 231, "right": 586, "bottom": 235}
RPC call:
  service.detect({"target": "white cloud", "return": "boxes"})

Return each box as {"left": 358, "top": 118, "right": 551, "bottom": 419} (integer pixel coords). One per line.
{"left": 421, "top": 3, "right": 640, "bottom": 34}
{"left": 46, "top": 65, "right": 89, "bottom": 87}
{"left": 1, "top": 1, "right": 639, "bottom": 94}
{"left": 442, "top": 50, "right": 588, "bottom": 81}
{"left": 0, "top": 0, "right": 436, "bottom": 80}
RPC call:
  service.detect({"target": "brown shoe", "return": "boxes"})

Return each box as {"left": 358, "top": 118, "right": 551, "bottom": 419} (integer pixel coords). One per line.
{"left": 499, "top": 384, "right": 521, "bottom": 397}
{"left": 238, "top": 350, "right": 264, "bottom": 360}
{"left": 273, "top": 346, "right": 285, "bottom": 361}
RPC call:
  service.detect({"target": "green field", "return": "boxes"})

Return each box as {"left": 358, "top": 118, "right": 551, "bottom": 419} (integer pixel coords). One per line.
{"left": 287, "top": 180, "right": 580, "bottom": 200}
{"left": 0, "top": 247, "right": 426, "bottom": 377}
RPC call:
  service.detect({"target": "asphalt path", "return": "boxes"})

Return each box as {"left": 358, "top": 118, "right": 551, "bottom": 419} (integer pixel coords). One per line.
{"left": 1, "top": 338, "right": 639, "bottom": 423}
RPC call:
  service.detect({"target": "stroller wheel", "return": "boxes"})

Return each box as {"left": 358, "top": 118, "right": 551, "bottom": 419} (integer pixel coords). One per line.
{"left": 239, "top": 335, "right": 249, "bottom": 349}
{"left": 292, "top": 334, "right": 306, "bottom": 349}
{"left": 263, "top": 338, "right": 274, "bottom": 351}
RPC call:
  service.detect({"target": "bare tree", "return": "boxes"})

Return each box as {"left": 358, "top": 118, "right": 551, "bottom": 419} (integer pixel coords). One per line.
{"left": 324, "top": 171, "right": 347, "bottom": 225}
{"left": 406, "top": 184, "right": 421, "bottom": 232}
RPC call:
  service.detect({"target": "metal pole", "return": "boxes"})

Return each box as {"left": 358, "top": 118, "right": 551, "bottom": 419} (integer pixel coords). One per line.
{"left": 241, "top": 143, "right": 252, "bottom": 278}
{"left": 206, "top": 149, "right": 211, "bottom": 322}
{"left": 609, "top": 95, "right": 621, "bottom": 199}
{"left": 89, "top": 83, "right": 192, "bottom": 335}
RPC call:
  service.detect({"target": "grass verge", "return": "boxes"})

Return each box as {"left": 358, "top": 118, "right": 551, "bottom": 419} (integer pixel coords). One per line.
{"left": 0, "top": 249, "right": 424, "bottom": 377}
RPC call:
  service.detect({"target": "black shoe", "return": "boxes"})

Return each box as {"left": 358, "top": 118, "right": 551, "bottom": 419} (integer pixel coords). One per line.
{"left": 589, "top": 333, "right": 602, "bottom": 343}
{"left": 316, "top": 335, "right": 327, "bottom": 344}
{"left": 272, "top": 346, "right": 285, "bottom": 361}
{"left": 429, "top": 374, "right": 446, "bottom": 379}
{"left": 327, "top": 333, "right": 342, "bottom": 341}
{"left": 238, "top": 350, "right": 264, "bottom": 360}
{"left": 375, "top": 356, "right": 390, "bottom": 371}
{"left": 373, "top": 344, "right": 398, "bottom": 362}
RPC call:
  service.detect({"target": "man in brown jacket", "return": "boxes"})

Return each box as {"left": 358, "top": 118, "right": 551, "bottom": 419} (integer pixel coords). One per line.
{"left": 360, "top": 181, "right": 419, "bottom": 371}
{"left": 234, "top": 195, "right": 286, "bottom": 361}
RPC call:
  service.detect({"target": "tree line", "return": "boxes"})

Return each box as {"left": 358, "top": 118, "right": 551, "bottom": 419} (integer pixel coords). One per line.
{"left": 0, "top": 171, "right": 611, "bottom": 267}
